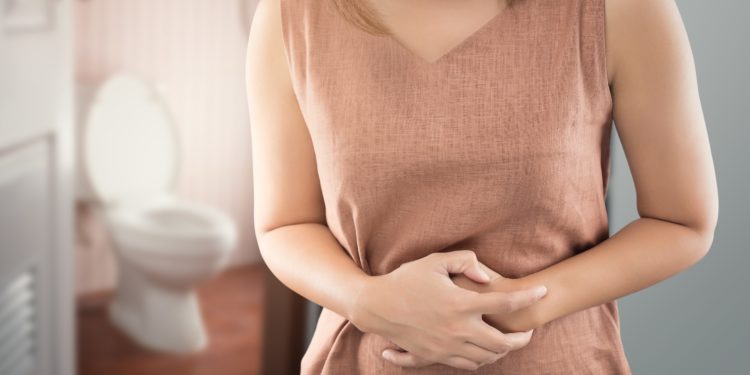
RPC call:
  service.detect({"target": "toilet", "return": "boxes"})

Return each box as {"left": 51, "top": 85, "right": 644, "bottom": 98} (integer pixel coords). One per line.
{"left": 76, "top": 73, "right": 238, "bottom": 353}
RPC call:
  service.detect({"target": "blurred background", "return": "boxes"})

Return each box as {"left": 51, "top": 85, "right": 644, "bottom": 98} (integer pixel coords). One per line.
{"left": 0, "top": 0, "right": 747, "bottom": 375}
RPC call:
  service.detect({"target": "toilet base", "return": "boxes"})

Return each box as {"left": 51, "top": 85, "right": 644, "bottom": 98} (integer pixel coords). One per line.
{"left": 107, "top": 260, "right": 209, "bottom": 354}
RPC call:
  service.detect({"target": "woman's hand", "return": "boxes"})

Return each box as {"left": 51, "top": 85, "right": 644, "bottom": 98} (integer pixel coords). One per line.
{"left": 350, "top": 250, "right": 548, "bottom": 371}
{"left": 452, "top": 267, "right": 542, "bottom": 333}
{"left": 378, "top": 261, "right": 547, "bottom": 369}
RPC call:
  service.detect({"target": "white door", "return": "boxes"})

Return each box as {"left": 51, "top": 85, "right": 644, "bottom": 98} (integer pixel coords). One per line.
{"left": 0, "top": 1, "right": 74, "bottom": 375}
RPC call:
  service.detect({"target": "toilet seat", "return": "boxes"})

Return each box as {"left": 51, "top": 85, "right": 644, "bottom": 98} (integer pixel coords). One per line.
{"left": 107, "top": 194, "right": 236, "bottom": 260}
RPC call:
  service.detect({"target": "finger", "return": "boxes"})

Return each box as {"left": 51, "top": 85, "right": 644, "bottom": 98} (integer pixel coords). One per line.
{"left": 464, "top": 285, "right": 547, "bottom": 315}
{"left": 454, "top": 341, "right": 505, "bottom": 365}
{"left": 383, "top": 347, "right": 485, "bottom": 371}
{"left": 477, "top": 262, "right": 502, "bottom": 281}
{"left": 434, "top": 250, "right": 491, "bottom": 283}
{"left": 466, "top": 318, "right": 519, "bottom": 354}
{"left": 382, "top": 349, "right": 433, "bottom": 368}
{"left": 500, "top": 329, "right": 537, "bottom": 351}
{"left": 442, "top": 355, "right": 483, "bottom": 371}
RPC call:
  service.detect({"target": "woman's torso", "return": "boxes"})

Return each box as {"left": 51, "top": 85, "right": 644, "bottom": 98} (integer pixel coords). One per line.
{"left": 278, "top": 0, "right": 632, "bottom": 373}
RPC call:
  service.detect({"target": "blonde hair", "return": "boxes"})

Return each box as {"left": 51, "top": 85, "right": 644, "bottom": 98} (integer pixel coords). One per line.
{"left": 329, "top": 0, "right": 519, "bottom": 36}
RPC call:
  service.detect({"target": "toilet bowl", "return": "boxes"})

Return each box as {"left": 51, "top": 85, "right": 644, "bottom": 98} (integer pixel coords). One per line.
{"left": 76, "top": 73, "right": 238, "bottom": 353}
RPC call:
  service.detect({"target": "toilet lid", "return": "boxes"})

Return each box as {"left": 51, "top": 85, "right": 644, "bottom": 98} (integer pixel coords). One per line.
{"left": 83, "top": 74, "right": 178, "bottom": 204}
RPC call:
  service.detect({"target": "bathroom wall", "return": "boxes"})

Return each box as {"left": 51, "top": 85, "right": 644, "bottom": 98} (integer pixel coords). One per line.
{"left": 74, "top": 0, "right": 260, "bottom": 295}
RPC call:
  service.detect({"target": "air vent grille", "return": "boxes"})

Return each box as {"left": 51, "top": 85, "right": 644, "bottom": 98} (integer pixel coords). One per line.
{"left": 0, "top": 271, "right": 36, "bottom": 375}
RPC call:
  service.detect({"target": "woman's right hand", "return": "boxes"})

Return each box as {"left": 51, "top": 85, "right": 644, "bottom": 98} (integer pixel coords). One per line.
{"left": 348, "top": 250, "right": 548, "bottom": 371}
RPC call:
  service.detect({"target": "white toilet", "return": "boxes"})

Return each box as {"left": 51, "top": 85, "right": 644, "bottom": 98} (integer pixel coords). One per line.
{"left": 76, "top": 73, "right": 238, "bottom": 353}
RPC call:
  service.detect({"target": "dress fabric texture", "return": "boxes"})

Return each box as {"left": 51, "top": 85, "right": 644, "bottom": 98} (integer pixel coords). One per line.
{"left": 279, "top": 0, "right": 632, "bottom": 373}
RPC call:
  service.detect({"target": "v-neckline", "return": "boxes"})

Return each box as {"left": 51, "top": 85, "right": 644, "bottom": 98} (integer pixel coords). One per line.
{"left": 383, "top": 4, "right": 513, "bottom": 66}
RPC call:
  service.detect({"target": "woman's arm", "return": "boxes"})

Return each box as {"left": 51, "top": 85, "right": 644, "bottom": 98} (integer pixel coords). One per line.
{"left": 246, "top": 0, "right": 370, "bottom": 321}
{"left": 458, "top": 0, "right": 718, "bottom": 332}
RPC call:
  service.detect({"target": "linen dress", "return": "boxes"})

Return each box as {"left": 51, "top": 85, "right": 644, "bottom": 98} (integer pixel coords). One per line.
{"left": 278, "top": 0, "right": 632, "bottom": 373}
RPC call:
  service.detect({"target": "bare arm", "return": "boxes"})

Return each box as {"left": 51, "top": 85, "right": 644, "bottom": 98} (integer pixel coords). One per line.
{"left": 457, "top": 0, "right": 718, "bottom": 332}
{"left": 246, "top": 0, "right": 371, "bottom": 321}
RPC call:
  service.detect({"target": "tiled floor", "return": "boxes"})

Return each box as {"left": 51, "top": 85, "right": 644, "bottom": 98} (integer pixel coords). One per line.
{"left": 76, "top": 264, "right": 265, "bottom": 375}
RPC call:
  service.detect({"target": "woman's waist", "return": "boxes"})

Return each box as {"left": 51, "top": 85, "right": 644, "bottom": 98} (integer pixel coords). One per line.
{"left": 360, "top": 227, "right": 611, "bottom": 279}
{"left": 483, "top": 301, "right": 630, "bottom": 374}
{"left": 306, "top": 302, "right": 629, "bottom": 374}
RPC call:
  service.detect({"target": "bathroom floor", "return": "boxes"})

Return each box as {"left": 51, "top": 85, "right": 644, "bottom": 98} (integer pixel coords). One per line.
{"left": 76, "top": 264, "right": 265, "bottom": 375}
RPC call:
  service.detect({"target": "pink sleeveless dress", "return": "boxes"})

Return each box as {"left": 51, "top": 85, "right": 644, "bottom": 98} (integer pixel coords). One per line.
{"left": 278, "top": 0, "right": 632, "bottom": 373}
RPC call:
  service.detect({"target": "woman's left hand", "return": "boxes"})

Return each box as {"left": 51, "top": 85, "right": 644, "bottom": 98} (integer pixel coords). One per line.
{"left": 381, "top": 263, "right": 541, "bottom": 368}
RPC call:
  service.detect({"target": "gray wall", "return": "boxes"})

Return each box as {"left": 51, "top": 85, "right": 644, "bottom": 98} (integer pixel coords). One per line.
{"left": 608, "top": 1, "right": 749, "bottom": 374}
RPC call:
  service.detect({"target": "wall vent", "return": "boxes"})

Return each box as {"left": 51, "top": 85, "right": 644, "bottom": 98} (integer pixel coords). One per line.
{"left": 0, "top": 271, "right": 36, "bottom": 375}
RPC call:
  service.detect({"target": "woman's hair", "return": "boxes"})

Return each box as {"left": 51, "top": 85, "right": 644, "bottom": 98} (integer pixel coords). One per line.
{"left": 329, "top": 0, "right": 519, "bottom": 36}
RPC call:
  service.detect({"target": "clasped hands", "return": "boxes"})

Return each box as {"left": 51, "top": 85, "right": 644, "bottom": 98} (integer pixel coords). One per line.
{"left": 349, "top": 250, "right": 547, "bottom": 371}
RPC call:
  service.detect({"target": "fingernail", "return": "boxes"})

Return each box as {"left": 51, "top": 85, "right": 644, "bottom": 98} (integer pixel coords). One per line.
{"left": 535, "top": 285, "right": 547, "bottom": 296}
{"left": 479, "top": 268, "right": 491, "bottom": 281}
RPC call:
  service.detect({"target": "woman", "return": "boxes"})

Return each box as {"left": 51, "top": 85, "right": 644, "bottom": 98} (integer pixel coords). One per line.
{"left": 246, "top": 0, "right": 718, "bottom": 373}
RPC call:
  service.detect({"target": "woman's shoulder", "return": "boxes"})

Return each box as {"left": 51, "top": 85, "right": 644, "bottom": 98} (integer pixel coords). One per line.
{"left": 603, "top": 0, "right": 688, "bottom": 86}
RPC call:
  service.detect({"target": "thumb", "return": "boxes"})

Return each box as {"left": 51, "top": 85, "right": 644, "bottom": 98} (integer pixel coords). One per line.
{"left": 437, "top": 250, "right": 491, "bottom": 283}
